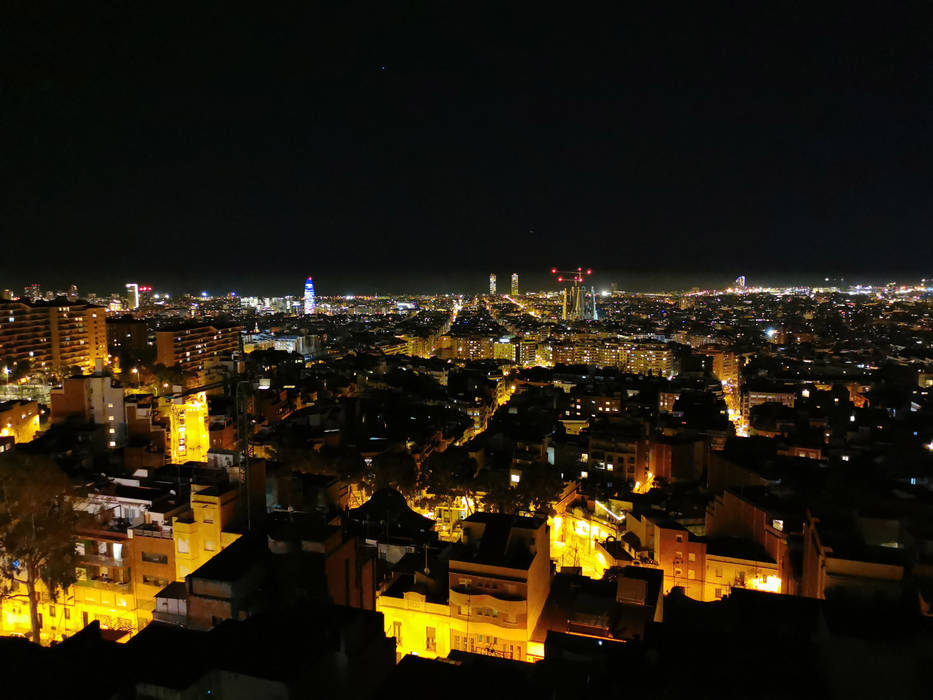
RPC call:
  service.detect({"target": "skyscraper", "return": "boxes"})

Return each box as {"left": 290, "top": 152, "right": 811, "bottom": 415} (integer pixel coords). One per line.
{"left": 125, "top": 283, "right": 139, "bottom": 310}
{"left": 489, "top": 274, "right": 497, "bottom": 296}
{"left": 303, "top": 276, "right": 316, "bottom": 315}
{"left": 511, "top": 273, "right": 519, "bottom": 296}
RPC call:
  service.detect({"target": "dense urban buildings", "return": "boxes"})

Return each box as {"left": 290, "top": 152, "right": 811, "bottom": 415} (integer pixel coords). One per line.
{"left": 2, "top": 4, "right": 929, "bottom": 696}
{"left": 0, "top": 275, "right": 931, "bottom": 693}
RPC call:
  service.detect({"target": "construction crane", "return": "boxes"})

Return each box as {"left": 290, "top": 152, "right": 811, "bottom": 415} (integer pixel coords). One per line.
{"left": 550, "top": 267, "right": 597, "bottom": 321}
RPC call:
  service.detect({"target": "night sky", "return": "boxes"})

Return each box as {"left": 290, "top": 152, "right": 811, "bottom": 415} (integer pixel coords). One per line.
{"left": 2, "top": 3, "right": 930, "bottom": 295}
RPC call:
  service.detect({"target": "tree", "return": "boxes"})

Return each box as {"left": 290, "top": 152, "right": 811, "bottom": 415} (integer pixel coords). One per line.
{"left": 0, "top": 453, "right": 79, "bottom": 644}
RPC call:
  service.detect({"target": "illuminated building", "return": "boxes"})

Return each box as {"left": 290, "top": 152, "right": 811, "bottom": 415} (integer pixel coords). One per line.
{"left": 125, "top": 283, "right": 139, "bottom": 310}
{"left": 449, "top": 514, "right": 550, "bottom": 661}
{"left": 621, "top": 342, "right": 674, "bottom": 378}
{"left": 172, "top": 484, "right": 242, "bottom": 580}
{"left": 511, "top": 273, "right": 519, "bottom": 296}
{"left": 450, "top": 335, "right": 495, "bottom": 360}
{"left": 489, "top": 273, "right": 497, "bottom": 296}
{"left": 303, "top": 276, "right": 316, "bottom": 315}
{"left": 155, "top": 323, "right": 242, "bottom": 373}
{"left": 50, "top": 360, "right": 126, "bottom": 448}
{"left": 0, "top": 480, "right": 245, "bottom": 642}
{"left": 493, "top": 338, "right": 517, "bottom": 361}
{"left": 378, "top": 513, "right": 550, "bottom": 662}
{"left": 169, "top": 391, "right": 210, "bottom": 463}
{"left": 551, "top": 267, "right": 595, "bottom": 321}
{"left": 740, "top": 379, "right": 796, "bottom": 424}
{"left": 0, "top": 399, "right": 40, "bottom": 444}
{"left": 0, "top": 298, "right": 107, "bottom": 377}
{"left": 23, "top": 283, "right": 41, "bottom": 300}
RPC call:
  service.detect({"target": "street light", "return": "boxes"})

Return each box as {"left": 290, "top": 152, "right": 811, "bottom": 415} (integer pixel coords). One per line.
{"left": 131, "top": 367, "right": 140, "bottom": 388}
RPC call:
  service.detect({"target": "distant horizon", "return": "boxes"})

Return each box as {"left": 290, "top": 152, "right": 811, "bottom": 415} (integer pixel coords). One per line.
{"left": 2, "top": 269, "right": 930, "bottom": 300}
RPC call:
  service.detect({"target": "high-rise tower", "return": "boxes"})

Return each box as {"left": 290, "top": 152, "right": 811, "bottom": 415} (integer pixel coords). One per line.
{"left": 551, "top": 267, "right": 595, "bottom": 321}
{"left": 125, "top": 283, "right": 139, "bottom": 310}
{"left": 511, "top": 273, "right": 519, "bottom": 296}
{"left": 489, "top": 274, "right": 497, "bottom": 296}
{"left": 303, "top": 277, "right": 316, "bottom": 315}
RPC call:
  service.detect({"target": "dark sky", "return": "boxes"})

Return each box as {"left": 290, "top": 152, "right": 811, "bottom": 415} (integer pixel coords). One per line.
{"left": 2, "top": 3, "right": 930, "bottom": 295}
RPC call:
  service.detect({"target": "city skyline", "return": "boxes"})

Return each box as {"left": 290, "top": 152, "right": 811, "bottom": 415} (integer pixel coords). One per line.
{"left": 4, "top": 268, "right": 932, "bottom": 301}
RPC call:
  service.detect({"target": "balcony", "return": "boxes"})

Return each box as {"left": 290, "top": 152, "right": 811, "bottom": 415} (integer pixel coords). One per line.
{"left": 132, "top": 524, "right": 173, "bottom": 539}
{"left": 78, "top": 553, "right": 126, "bottom": 568}
{"left": 74, "top": 578, "right": 131, "bottom": 593}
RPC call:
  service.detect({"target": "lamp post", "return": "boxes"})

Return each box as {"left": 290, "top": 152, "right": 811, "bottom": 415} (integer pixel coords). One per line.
{"left": 131, "top": 367, "right": 139, "bottom": 389}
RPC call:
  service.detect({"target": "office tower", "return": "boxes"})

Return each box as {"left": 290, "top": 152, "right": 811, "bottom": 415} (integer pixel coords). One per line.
{"left": 23, "top": 284, "right": 40, "bottom": 300}
{"left": 511, "top": 273, "right": 519, "bottom": 296}
{"left": 0, "top": 298, "right": 107, "bottom": 376}
{"left": 489, "top": 274, "right": 497, "bottom": 296}
{"left": 735, "top": 275, "right": 746, "bottom": 289}
{"left": 303, "top": 276, "right": 316, "bottom": 315}
{"left": 126, "top": 283, "right": 140, "bottom": 310}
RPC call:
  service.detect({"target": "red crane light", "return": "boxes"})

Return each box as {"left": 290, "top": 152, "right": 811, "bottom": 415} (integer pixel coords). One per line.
{"left": 557, "top": 277, "right": 563, "bottom": 282}
{"left": 551, "top": 268, "right": 557, "bottom": 274}
{"left": 586, "top": 269, "right": 592, "bottom": 275}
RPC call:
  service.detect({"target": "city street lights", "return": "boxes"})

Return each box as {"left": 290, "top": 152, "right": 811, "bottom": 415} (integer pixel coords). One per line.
{"left": 131, "top": 367, "right": 140, "bottom": 388}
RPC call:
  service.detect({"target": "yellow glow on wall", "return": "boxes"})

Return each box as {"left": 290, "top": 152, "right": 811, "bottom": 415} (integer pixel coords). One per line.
{"left": 748, "top": 575, "right": 781, "bottom": 593}
{"left": 170, "top": 391, "right": 209, "bottom": 463}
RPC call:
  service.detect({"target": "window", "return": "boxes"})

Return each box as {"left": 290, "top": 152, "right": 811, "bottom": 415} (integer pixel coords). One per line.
{"left": 426, "top": 627, "right": 436, "bottom": 652}
{"left": 141, "top": 551, "right": 169, "bottom": 565}
{"left": 142, "top": 575, "right": 169, "bottom": 588}
{"left": 392, "top": 621, "right": 402, "bottom": 644}
{"left": 688, "top": 570, "right": 695, "bottom": 580}
{"left": 675, "top": 534, "right": 684, "bottom": 543}
{"left": 204, "top": 541, "right": 215, "bottom": 552}
{"left": 688, "top": 552, "right": 696, "bottom": 562}
{"left": 715, "top": 567, "right": 723, "bottom": 578}
{"left": 64, "top": 608, "right": 71, "bottom": 620}
{"left": 48, "top": 605, "right": 56, "bottom": 617}
{"left": 674, "top": 568, "right": 683, "bottom": 577}
{"left": 715, "top": 588, "right": 724, "bottom": 599}
{"left": 177, "top": 538, "right": 189, "bottom": 554}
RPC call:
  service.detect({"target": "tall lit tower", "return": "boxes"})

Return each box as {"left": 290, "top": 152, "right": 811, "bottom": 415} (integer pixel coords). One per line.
{"left": 511, "top": 273, "right": 519, "bottom": 296}
{"left": 125, "top": 283, "right": 139, "bottom": 310}
{"left": 550, "top": 267, "right": 595, "bottom": 321}
{"left": 303, "top": 276, "right": 316, "bottom": 315}
{"left": 489, "top": 274, "right": 497, "bottom": 296}
{"left": 735, "top": 275, "right": 746, "bottom": 290}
